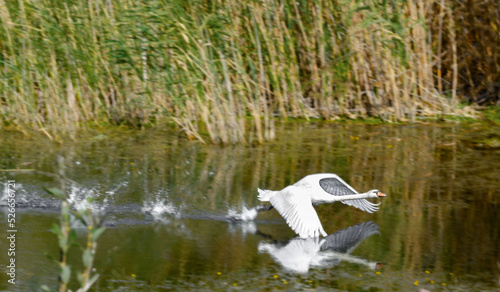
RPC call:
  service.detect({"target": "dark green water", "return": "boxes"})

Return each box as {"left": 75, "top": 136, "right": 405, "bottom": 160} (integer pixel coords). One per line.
{"left": 0, "top": 122, "right": 499, "bottom": 291}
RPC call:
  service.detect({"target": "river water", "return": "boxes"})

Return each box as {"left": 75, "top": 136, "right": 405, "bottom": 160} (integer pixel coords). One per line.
{"left": 0, "top": 122, "right": 499, "bottom": 291}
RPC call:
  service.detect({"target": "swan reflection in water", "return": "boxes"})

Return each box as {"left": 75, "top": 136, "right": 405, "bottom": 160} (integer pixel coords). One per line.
{"left": 258, "top": 221, "right": 382, "bottom": 274}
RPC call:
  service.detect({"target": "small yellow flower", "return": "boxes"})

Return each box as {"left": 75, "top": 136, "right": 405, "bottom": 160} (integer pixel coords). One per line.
{"left": 283, "top": 280, "right": 287, "bottom": 284}
{"left": 442, "top": 283, "right": 446, "bottom": 286}
{"left": 131, "top": 274, "right": 136, "bottom": 277}
{"left": 358, "top": 274, "right": 363, "bottom": 277}
{"left": 217, "top": 272, "right": 221, "bottom": 275}
{"left": 130, "top": 162, "right": 134, "bottom": 165}
{"left": 431, "top": 280, "right": 435, "bottom": 284}
{"left": 233, "top": 283, "right": 237, "bottom": 286}
{"left": 414, "top": 280, "right": 419, "bottom": 286}
{"left": 375, "top": 271, "right": 381, "bottom": 275}
{"left": 425, "top": 270, "right": 430, "bottom": 274}
{"left": 273, "top": 275, "right": 279, "bottom": 279}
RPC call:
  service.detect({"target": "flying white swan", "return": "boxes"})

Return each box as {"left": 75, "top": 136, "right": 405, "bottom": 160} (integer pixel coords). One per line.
{"left": 257, "top": 173, "right": 386, "bottom": 238}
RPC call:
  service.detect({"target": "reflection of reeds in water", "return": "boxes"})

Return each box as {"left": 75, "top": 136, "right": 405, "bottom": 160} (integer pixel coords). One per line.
{"left": 167, "top": 124, "right": 499, "bottom": 277}
{"left": 3, "top": 124, "right": 497, "bottom": 280}
{"left": 2, "top": 0, "right": 494, "bottom": 143}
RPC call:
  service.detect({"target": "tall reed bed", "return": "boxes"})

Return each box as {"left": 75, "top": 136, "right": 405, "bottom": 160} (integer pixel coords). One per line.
{"left": 0, "top": 0, "right": 490, "bottom": 143}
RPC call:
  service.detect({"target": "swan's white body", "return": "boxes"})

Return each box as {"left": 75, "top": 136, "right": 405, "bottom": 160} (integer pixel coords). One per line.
{"left": 258, "top": 173, "right": 386, "bottom": 238}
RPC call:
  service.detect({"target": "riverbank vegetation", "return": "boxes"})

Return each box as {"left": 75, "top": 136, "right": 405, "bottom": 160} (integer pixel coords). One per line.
{"left": 0, "top": 0, "right": 498, "bottom": 143}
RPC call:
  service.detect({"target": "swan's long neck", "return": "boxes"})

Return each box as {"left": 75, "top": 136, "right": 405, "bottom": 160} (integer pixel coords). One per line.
{"left": 334, "top": 192, "right": 372, "bottom": 201}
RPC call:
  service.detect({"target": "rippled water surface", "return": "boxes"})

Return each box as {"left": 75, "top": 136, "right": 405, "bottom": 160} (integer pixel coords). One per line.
{"left": 0, "top": 122, "right": 499, "bottom": 291}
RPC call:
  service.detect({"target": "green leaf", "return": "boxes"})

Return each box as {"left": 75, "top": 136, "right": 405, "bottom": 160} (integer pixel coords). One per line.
{"left": 69, "top": 229, "right": 77, "bottom": 241}
{"left": 58, "top": 233, "right": 68, "bottom": 250}
{"left": 61, "top": 203, "right": 70, "bottom": 217}
{"left": 73, "top": 210, "right": 89, "bottom": 226}
{"left": 43, "top": 187, "right": 66, "bottom": 200}
{"left": 82, "top": 249, "right": 93, "bottom": 268}
{"left": 91, "top": 227, "right": 106, "bottom": 242}
{"left": 51, "top": 223, "right": 63, "bottom": 237}
{"left": 88, "top": 273, "right": 100, "bottom": 285}
{"left": 40, "top": 285, "right": 54, "bottom": 292}
{"left": 51, "top": 224, "right": 69, "bottom": 250}
{"left": 61, "top": 265, "right": 71, "bottom": 284}
{"left": 77, "top": 272, "right": 83, "bottom": 284}
{"left": 72, "top": 242, "right": 83, "bottom": 250}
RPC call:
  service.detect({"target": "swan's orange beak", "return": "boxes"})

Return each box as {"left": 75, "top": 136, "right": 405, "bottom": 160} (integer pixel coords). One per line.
{"left": 377, "top": 192, "right": 386, "bottom": 197}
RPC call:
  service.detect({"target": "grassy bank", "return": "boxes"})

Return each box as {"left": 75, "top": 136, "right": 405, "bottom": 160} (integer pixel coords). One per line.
{"left": 0, "top": 0, "right": 498, "bottom": 143}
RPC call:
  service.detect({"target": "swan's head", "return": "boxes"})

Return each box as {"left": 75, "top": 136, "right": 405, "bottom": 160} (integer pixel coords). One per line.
{"left": 369, "top": 190, "right": 386, "bottom": 198}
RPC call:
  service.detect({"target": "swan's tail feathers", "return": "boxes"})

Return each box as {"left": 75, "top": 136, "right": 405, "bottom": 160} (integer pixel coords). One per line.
{"left": 257, "top": 188, "right": 274, "bottom": 201}
{"left": 255, "top": 204, "right": 274, "bottom": 212}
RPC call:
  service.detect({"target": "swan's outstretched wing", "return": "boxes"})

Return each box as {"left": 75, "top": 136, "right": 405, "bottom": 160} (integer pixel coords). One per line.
{"left": 270, "top": 187, "right": 327, "bottom": 238}
{"left": 320, "top": 221, "right": 380, "bottom": 254}
{"left": 319, "top": 176, "right": 380, "bottom": 213}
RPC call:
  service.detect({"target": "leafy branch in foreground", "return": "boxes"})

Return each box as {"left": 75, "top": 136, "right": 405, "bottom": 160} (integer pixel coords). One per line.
{"left": 40, "top": 156, "right": 105, "bottom": 292}
{"left": 41, "top": 187, "right": 105, "bottom": 292}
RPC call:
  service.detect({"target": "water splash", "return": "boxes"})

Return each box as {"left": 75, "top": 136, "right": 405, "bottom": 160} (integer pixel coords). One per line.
{"left": 67, "top": 184, "right": 105, "bottom": 213}
{"left": 102, "top": 181, "right": 128, "bottom": 206}
{"left": 226, "top": 206, "right": 258, "bottom": 221}
{"left": 67, "top": 180, "right": 128, "bottom": 213}
{"left": 67, "top": 185, "right": 92, "bottom": 211}
{"left": 0, "top": 181, "right": 33, "bottom": 206}
{"left": 0, "top": 181, "right": 10, "bottom": 205}
{"left": 142, "top": 198, "right": 180, "bottom": 222}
